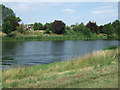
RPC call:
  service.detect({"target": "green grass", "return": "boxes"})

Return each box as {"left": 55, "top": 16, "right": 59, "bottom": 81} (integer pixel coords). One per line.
{"left": 103, "top": 46, "right": 118, "bottom": 50}
{"left": 2, "top": 34, "right": 108, "bottom": 41}
{"left": 2, "top": 48, "right": 119, "bottom": 88}
{"left": 2, "top": 30, "right": 119, "bottom": 41}
{"left": 1, "top": 30, "right": 109, "bottom": 41}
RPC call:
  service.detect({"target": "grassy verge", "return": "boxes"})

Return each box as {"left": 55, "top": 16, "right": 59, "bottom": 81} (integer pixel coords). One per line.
{"left": 2, "top": 34, "right": 108, "bottom": 41}
{"left": 1, "top": 30, "right": 119, "bottom": 41}
{"left": 103, "top": 46, "right": 118, "bottom": 50}
{"left": 2, "top": 48, "right": 119, "bottom": 88}
{"left": 2, "top": 35, "right": 119, "bottom": 41}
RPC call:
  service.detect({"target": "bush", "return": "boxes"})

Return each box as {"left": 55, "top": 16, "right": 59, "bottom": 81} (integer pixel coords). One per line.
{"left": 16, "top": 24, "right": 26, "bottom": 33}
{"left": 103, "top": 46, "right": 117, "bottom": 50}
{"left": 51, "top": 20, "right": 66, "bottom": 34}
{"left": 82, "top": 27, "right": 92, "bottom": 39}
{"left": 44, "top": 29, "right": 51, "bottom": 34}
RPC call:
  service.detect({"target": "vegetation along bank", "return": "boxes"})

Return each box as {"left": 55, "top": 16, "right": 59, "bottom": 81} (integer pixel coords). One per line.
{"left": 1, "top": 4, "right": 120, "bottom": 41}
{"left": 2, "top": 47, "right": 119, "bottom": 88}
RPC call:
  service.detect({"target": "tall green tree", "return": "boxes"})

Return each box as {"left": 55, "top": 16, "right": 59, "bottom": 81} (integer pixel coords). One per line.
{"left": 99, "top": 25, "right": 104, "bottom": 33}
{"left": 86, "top": 21, "right": 98, "bottom": 34}
{"left": 1, "top": 4, "right": 21, "bottom": 35}
{"left": 33, "top": 22, "right": 43, "bottom": 30}
{"left": 103, "top": 23, "right": 115, "bottom": 39}
{"left": 43, "top": 23, "right": 52, "bottom": 30}
{"left": 112, "top": 20, "right": 120, "bottom": 35}
{"left": 82, "top": 27, "right": 91, "bottom": 39}
{"left": 114, "top": 24, "right": 120, "bottom": 38}
{"left": 16, "top": 23, "right": 25, "bottom": 33}
{"left": 51, "top": 20, "right": 66, "bottom": 34}
{"left": 72, "top": 22, "right": 85, "bottom": 32}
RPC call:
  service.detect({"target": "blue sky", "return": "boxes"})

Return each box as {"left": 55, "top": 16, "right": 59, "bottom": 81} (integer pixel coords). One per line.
{"left": 3, "top": 2, "right": 118, "bottom": 26}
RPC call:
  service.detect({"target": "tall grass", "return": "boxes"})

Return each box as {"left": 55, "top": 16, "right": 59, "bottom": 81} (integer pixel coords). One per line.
{"left": 1, "top": 30, "right": 109, "bottom": 41}
{"left": 2, "top": 30, "right": 119, "bottom": 41}
{"left": 2, "top": 48, "right": 119, "bottom": 88}
{"left": 103, "top": 46, "right": 118, "bottom": 50}
{"left": 2, "top": 34, "right": 108, "bottom": 41}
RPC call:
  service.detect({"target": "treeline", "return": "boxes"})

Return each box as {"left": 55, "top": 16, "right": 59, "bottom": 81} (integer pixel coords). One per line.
{"left": 1, "top": 4, "right": 21, "bottom": 35}
{"left": 14, "top": 19, "right": 120, "bottom": 39}
{"left": 1, "top": 4, "right": 120, "bottom": 39}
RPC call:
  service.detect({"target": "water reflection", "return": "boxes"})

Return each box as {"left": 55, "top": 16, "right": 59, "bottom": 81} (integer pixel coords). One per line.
{"left": 50, "top": 41, "right": 65, "bottom": 62}
{"left": 2, "top": 40, "right": 119, "bottom": 67}
{"left": 2, "top": 41, "right": 24, "bottom": 66}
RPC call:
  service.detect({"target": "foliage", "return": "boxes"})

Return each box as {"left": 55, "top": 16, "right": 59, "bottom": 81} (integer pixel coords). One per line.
{"left": 43, "top": 23, "right": 52, "bottom": 30}
{"left": 72, "top": 23, "right": 85, "bottom": 32}
{"left": 33, "top": 22, "right": 43, "bottom": 30}
{"left": 86, "top": 21, "right": 98, "bottom": 34}
{"left": 115, "top": 25, "right": 120, "bottom": 38}
{"left": 65, "top": 26, "right": 70, "bottom": 30}
{"left": 16, "top": 24, "right": 26, "bottom": 33}
{"left": 44, "top": 29, "right": 51, "bottom": 34}
{"left": 2, "top": 34, "right": 108, "bottom": 41}
{"left": 2, "top": 21, "right": 11, "bottom": 34}
{"left": 103, "top": 23, "right": 115, "bottom": 39}
{"left": 1, "top": 5, "right": 119, "bottom": 40}
{"left": 82, "top": 27, "right": 92, "bottom": 39}
{"left": 1, "top": 4, "right": 21, "bottom": 35}
{"left": 112, "top": 20, "right": 120, "bottom": 36}
{"left": 65, "top": 30, "right": 79, "bottom": 35}
{"left": 103, "top": 46, "right": 118, "bottom": 50}
{"left": 99, "top": 25, "right": 104, "bottom": 33}
{"left": 51, "top": 20, "right": 66, "bottom": 34}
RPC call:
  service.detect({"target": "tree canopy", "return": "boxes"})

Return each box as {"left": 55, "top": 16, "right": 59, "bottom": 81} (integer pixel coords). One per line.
{"left": 86, "top": 21, "right": 98, "bottom": 34}
{"left": 1, "top": 4, "right": 21, "bottom": 35}
{"left": 103, "top": 23, "right": 115, "bottom": 39}
{"left": 51, "top": 20, "right": 66, "bottom": 34}
{"left": 33, "top": 22, "right": 43, "bottom": 30}
{"left": 43, "top": 23, "right": 52, "bottom": 30}
{"left": 112, "top": 20, "right": 120, "bottom": 35}
{"left": 1, "top": 4, "right": 119, "bottom": 39}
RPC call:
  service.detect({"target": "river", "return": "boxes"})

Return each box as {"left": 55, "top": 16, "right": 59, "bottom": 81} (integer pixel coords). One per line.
{"left": 1, "top": 39, "right": 119, "bottom": 68}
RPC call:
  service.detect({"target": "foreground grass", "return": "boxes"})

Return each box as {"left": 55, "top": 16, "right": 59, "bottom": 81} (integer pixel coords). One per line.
{"left": 2, "top": 48, "right": 119, "bottom": 88}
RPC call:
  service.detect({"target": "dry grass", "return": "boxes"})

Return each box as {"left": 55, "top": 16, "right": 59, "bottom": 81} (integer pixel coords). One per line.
{"left": 2, "top": 48, "right": 119, "bottom": 88}
{"left": 0, "top": 32, "right": 7, "bottom": 37}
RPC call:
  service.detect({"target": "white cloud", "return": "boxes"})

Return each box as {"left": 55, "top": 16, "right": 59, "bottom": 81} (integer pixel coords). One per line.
{"left": 91, "top": 5, "right": 117, "bottom": 25}
{"left": 92, "top": 9, "right": 114, "bottom": 14}
{"left": 97, "top": 6, "right": 112, "bottom": 9}
{"left": 62, "top": 9, "right": 76, "bottom": 13}
{"left": 92, "top": 5, "right": 117, "bottom": 15}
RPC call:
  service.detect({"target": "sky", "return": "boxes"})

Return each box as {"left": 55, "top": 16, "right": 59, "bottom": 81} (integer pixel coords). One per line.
{"left": 2, "top": 2, "right": 118, "bottom": 26}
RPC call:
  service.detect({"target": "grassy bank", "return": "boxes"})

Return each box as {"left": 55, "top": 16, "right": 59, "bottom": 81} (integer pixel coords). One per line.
{"left": 2, "top": 48, "right": 119, "bottom": 88}
{"left": 2, "top": 34, "right": 119, "bottom": 41}
{"left": 1, "top": 30, "right": 110, "bottom": 41}
{"left": 1, "top": 30, "right": 119, "bottom": 41}
{"left": 2, "top": 34, "right": 109, "bottom": 41}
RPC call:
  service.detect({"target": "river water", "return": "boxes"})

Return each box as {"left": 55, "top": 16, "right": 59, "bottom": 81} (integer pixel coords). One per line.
{"left": 1, "top": 40, "right": 119, "bottom": 67}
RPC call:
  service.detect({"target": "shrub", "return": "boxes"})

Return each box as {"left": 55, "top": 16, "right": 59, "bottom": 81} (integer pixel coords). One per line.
{"left": 103, "top": 46, "right": 117, "bottom": 50}
{"left": 51, "top": 20, "right": 66, "bottom": 34}
{"left": 16, "top": 24, "right": 26, "bottom": 33}
{"left": 44, "top": 29, "right": 51, "bottom": 34}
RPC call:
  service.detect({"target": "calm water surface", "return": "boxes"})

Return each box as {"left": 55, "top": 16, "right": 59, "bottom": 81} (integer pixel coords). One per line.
{"left": 1, "top": 40, "right": 119, "bottom": 67}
